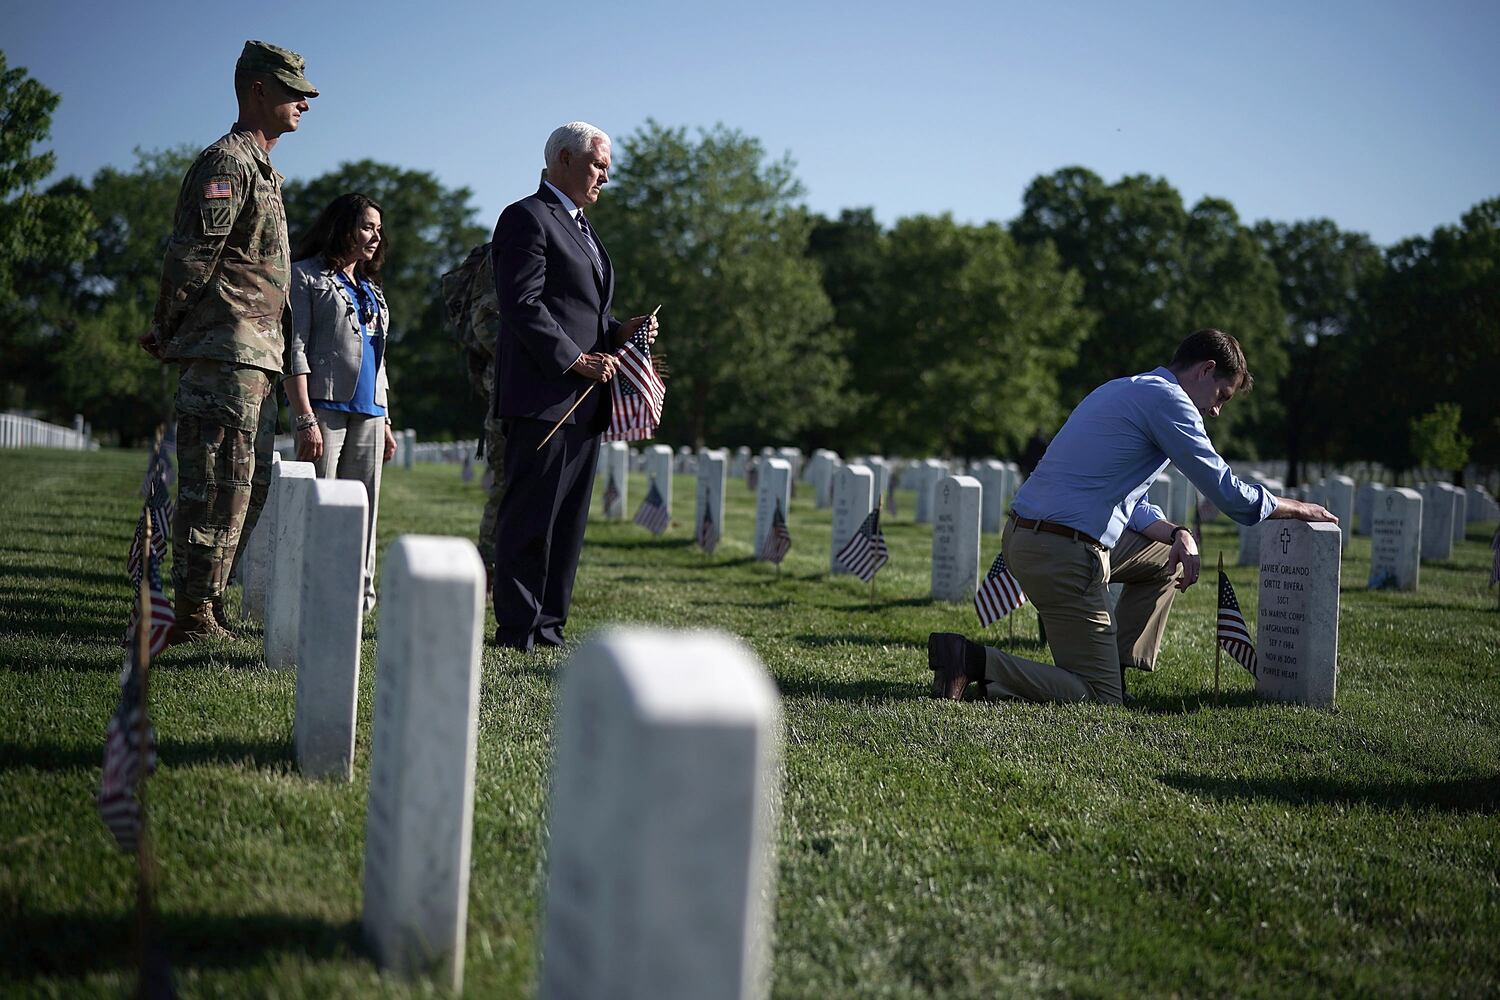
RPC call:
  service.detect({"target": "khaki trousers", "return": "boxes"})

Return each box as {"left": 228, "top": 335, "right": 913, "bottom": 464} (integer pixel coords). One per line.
{"left": 313, "top": 409, "right": 386, "bottom": 611}
{"left": 983, "top": 518, "right": 1179, "bottom": 704}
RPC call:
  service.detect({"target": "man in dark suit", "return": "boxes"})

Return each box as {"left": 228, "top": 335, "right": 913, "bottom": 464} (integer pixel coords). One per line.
{"left": 490, "top": 121, "right": 659, "bottom": 650}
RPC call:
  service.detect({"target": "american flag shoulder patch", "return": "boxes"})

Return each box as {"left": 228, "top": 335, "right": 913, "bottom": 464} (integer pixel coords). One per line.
{"left": 203, "top": 179, "right": 233, "bottom": 199}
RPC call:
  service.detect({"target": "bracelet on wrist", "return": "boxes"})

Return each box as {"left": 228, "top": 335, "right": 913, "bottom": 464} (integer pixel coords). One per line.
{"left": 1170, "top": 525, "right": 1190, "bottom": 543}
{"left": 294, "top": 412, "right": 318, "bottom": 432}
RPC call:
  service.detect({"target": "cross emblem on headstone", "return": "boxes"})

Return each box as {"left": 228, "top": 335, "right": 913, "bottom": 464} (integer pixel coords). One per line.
{"left": 1385, "top": 495, "right": 1395, "bottom": 511}
{"left": 1279, "top": 527, "right": 1292, "bottom": 554}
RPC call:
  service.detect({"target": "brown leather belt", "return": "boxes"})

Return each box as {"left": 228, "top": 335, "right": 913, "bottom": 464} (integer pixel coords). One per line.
{"left": 1010, "top": 514, "right": 1104, "bottom": 550}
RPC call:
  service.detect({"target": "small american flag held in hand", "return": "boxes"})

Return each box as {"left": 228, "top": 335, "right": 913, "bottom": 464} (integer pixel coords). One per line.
{"left": 759, "top": 500, "right": 792, "bottom": 564}
{"left": 835, "top": 506, "right": 888, "bottom": 583}
{"left": 974, "top": 550, "right": 1027, "bottom": 626}
{"left": 1217, "top": 569, "right": 1257, "bottom": 675}
{"left": 604, "top": 323, "right": 665, "bottom": 442}
{"left": 634, "top": 478, "right": 670, "bottom": 536}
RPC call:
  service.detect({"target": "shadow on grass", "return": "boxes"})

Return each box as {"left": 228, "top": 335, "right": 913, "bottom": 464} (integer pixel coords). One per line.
{"left": 0, "top": 596, "right": 128, "bottom": 651}
{"left": 1, "top": 906, "right": 362, "bottom": 979}
{"left": 822, "top": 595, "right": 933, "bottom": 612}
{"left": 0, "top": 736, "right": 294, "bottom": 773}
{"left": 1126, "top": 690, "right": 1260, "bottom": 715}
{"left": 587, "top": 536, "right": 696, "bottom": 550}
{"left": 1160, "top": 772, "right": 1500, "bottom": 814}
{"left": 793, "top": 633, "right": 924, "bottom": 651}
{"left": 777, "top": 673, "right": 924, "bottom": 703}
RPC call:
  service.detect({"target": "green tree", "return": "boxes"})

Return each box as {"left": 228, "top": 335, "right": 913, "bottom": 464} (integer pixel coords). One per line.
{"left": 589, "top": 121, "right": 848, "bottom": 447}
{"left": 283, "top": 162, "right": 488, "bottom": 438}
{"left": 833, "top": 215, "right": 1089, "bottom": 456}
{"left": 1354, "top": 199, "right": 1500, "bottom": 474}
{"left": 1012, "top": 168, "right": 1287, "bottom": 455}
{"left": 1410, "top": 403, "right": 1471, "bottom": 475}
{"left": 1254, "top": 218, "right": 1382, "bottom": 485}
{"left": 0, "top": 50, "right": 95, "bottom": 414}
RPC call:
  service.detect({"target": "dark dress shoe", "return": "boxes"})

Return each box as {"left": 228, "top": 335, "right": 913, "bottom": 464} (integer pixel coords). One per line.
{"left": 928, "top": 632, "right": 986, "bottom": 701}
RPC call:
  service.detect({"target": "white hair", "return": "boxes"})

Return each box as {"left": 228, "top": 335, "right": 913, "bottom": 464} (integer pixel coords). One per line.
{"left": 545, "top": 121, "right": 610, "bottom": 171}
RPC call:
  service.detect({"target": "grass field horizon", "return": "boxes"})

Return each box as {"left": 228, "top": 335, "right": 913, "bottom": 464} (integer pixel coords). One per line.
{"left": 2, "top": 448, "right": 1498, "bottom": 997}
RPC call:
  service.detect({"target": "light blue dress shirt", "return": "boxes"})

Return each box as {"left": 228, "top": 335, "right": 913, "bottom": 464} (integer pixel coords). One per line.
{"left": 1010, "top": 367, "right": 1275, "bottom": 549}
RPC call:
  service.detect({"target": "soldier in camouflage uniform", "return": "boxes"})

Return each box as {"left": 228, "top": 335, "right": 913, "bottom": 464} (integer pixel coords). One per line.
{"left": 442, "top": 243, "right": 506, "bottom": 587}
{"left": 142, "top": 40, "right": 318, "bottom": 644}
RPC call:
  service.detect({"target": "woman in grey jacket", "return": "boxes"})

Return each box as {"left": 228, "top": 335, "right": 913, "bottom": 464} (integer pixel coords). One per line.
{"left": 286, "top": 193, "right": 395, "bottom": 611}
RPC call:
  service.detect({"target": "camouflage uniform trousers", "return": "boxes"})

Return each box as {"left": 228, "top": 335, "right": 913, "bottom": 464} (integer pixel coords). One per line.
{"left": 172, "top": 359, "right": 277, "bottom": 603}
{"left": 478, "top": 411, "right": 508, "bottom": 572}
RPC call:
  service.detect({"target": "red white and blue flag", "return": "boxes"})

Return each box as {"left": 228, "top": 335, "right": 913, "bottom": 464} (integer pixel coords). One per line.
{"left": 1216, "top": 569, "right": 1257, "bottom": 676}
{"left": 975, "top": 550, "right": 1027, "bottom": 626}
{"left": 604, "top": 326, "right": 665, "bottom": 442}
{"left": 698, "top": 495, "right": 719, "bottom": 554}
{"left": 759, "top": 500, "right": 792, "bottom": 564}
{"left": 98, "top": 649, "right": 158, "bottom": 852}
{"left": 602, "top": 471, "right": 621, "bottom": 517}
{"left": 835, "top": 506, "right": 888, "bottom": 583}
{"left": 124, "top": 547, "right": 175, "bottom": 659}
{"left": 634, "top": 478, "right": 670, "bottom": 536}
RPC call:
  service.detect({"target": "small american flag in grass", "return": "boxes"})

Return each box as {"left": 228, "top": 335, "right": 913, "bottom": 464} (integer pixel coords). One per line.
{"left": 634, "top": 478, "right": 670, "bottom": 536}
{"left": 835, "top": 506, "right": 888, "bottom": 583}
{"left": 974, "top": 550, "right": 1026, "bottom": 626}
{"left": 602, "top": 471, "right": 620, "bottom": 516}
{"left": 1217, "top": 569, "right": 1257, "bottom": 676}
{"left": 97, "top": 648, "right": 158, "bottom": 853}
{"left": 759, "top": 500, "right": 791, "bottom": 564}
{"left": 698, "top": 496, "right": 719, "bottom": 554}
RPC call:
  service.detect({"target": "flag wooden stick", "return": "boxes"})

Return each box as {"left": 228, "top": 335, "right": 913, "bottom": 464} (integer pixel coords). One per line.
{"left": 1214, "top": 551, "right": 1223, "bottom": 700}
{"left": 536, "top": 304, "right": 661, "bottom": 451}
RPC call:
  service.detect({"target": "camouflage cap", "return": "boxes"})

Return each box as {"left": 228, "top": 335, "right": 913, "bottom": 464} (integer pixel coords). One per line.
{"left": 236, "top": 40, "right": 318, "bottom": 98}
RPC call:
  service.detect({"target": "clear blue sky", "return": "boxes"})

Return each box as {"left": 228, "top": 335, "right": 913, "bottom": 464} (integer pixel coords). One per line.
{"left": 8, "top": 0, "right": 1499, "bottom": 246}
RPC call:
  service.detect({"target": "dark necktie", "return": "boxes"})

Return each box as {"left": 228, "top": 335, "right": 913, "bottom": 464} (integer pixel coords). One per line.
{"left": 576, "top": 211, "right": 603, "bottom": 274}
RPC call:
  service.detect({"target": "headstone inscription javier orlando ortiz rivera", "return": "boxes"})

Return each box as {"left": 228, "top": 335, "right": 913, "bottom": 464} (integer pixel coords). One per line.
{"left": 1257, "top": 520, "right": 1342, "bottom": 708}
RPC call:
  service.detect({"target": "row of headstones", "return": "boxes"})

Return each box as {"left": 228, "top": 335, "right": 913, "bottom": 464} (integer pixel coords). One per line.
{"left": 616, "top": 451, "right": 1349, "bottom": 710}
{"left": 240, "top": 456, "right": 783, "bottom": 996}
{"left": 1234, "top": 471, "right": 1496, "bottom": 591}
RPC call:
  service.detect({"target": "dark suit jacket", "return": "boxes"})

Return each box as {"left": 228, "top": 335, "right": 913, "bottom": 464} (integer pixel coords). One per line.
{"left": 491, "top": 184, "right": 620, "bottom": 431}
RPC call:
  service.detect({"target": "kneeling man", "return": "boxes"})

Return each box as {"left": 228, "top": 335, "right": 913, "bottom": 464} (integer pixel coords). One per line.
{"left": 929, "top": 329, "right": 1334, "bottom": 704}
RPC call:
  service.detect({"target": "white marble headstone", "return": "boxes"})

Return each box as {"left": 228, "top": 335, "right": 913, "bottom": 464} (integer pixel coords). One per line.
{"left": 264, "top": 460, "right": 317, "bottom": 669}
{"left": 239, "top": 450, "right": 281, "bottom": 621}
{"left": 603, "top": 441, "right": 629, "bottom": 520}
{"left": 362, "top": 536, "right": 485, "bottom": 993}
{"left": 1420, "top": 483, "right": 1455, "bottom": 562}
{"left": 830, "top": 464, "right": 874, "bottom": 576}
{"left": 696, "top": 449, "right": 727, "bottom": 545}
{"left": 1323, "top": 475, "right": 1355, "bottom": 549}
{"left": 1354, "top": 482, "right": 1383, "bottom": 536}
{"left": 644, "top": 444, "right": 674, "bottom": 518}
{"left": 538, "top": 629, "right": 782, "bottom": 1000}
{"left": 753, "top": 458, "right": 792, "bottom": 558}
{"left": 1368, "top": 487, "right": 1421, "bottom": 591}
{"left": 930, "top": 475, "right": 982, "bottom": 602}
{"left": 975, "top": 460, "right": 1006, "bottom": 534}
{"left": 294, "top": 479, "right": 368, "bottom": 780}
{"left": 1257, "top": 521, "right": 1341, "bottom": 707}
{"left": 1238, "top": 477, "right": 1284, "bottom": 566}
{"left": 1446, "top": 484, "right": 1467, "bottom": 544}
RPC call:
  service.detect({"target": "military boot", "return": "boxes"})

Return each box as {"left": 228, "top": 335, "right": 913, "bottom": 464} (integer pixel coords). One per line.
{"left": 209, "top": 595, "right": 239, "bottom": 639}
{"left": 167, "top": 598, "right": 231, "bottom": 646}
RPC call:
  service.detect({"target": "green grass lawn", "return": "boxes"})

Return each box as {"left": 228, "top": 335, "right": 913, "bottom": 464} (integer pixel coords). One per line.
{"left": 2, "top": 448, "right": 1498, "bottom": 998}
